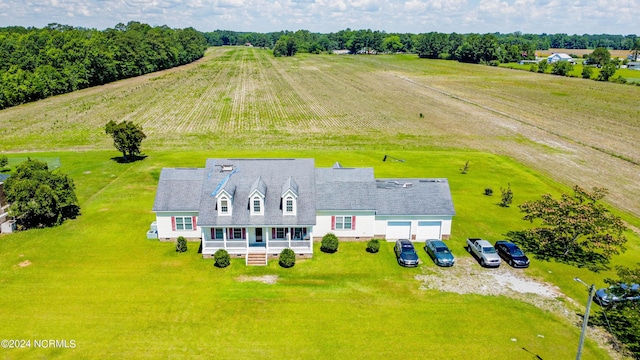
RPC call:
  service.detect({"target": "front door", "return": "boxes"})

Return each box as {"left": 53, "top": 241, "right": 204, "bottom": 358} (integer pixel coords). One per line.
{"left": 255, "top": 228, "right": 263, "bottom": 243}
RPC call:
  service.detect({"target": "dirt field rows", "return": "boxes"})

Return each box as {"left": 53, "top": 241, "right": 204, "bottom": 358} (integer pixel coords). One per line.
{"left": 1, "top": 47, "right": 639, "bottom": 218}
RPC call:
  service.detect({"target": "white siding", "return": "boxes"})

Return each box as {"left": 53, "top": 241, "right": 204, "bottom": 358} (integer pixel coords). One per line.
{"left": 315, "top": 210, "right": 375, "bottom": 238}
{"left": 155, "top": 211, "right": 201, "bottom": 239}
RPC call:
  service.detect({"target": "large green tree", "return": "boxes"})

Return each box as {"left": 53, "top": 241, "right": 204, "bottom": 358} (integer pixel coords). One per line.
{"left": 4, "top": 159, "right": 80, "bottom": 228}
{"left": 273, "top": 35, "right": 297, "bottom": 57}
{"left": 381, "top": 35, "right": 404, "bottom": 53}
{"left": 507, "top": 186, "right": 626, "bottom": 270}
{"left": 587, "top": 47, "right": 611, "bottom": 66}
{"left": 105, "top": 120, "right": 147, "bottom": 160}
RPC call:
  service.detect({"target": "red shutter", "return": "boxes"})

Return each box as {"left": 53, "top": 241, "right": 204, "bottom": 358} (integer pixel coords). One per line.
{"left": 228, "top": 228, "right": 233, "bottom": 239}
{"left": 331, "top": 216, "right": 336, "bottom": 230}
{"left": 242, "top": 228, "right": 246, "bottom": 239}
{"left": 192, "top": 216, "right": 197, "bottom": 229}
{"left": 351, "top": 216, "right": 356, "bottom": 230}
{"left": 210, "top": 228, "right": 215, "bottom": 238}
{"left": 171, "top": 217, "right": 176, "bottom": 231}
{"left": 272, "top": 228, "right": 276, "bottom": 239}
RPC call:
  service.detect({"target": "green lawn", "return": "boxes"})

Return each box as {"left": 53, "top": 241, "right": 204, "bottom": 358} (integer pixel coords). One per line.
{"left": 2, "top": 149, "right": 636, "bottom": 359}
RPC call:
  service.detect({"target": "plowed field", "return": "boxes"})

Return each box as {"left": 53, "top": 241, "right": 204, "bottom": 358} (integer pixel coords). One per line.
{"left": 1, "top": 47, "right": 639, "bottom": 218}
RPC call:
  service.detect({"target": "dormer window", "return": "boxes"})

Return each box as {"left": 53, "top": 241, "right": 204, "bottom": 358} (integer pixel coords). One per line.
{"left": 251, "top": 196, "right": 264, "bottom": 215}
{"left": 285, "top": 197, "right": 294, "bottom": 214}
{"left": 281, "top": 176, "right": 298, "bottom": 216}
{"left": 215, "top": 182, "right": 235, "bottom": 217}
{"left": 249, "top": 177, "right": 266, "bottom": 216}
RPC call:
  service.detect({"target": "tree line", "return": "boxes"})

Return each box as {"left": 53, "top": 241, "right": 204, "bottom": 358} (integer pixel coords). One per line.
{"left": 205, "top": 29, "right": 638, "bottom": 53}
{"left": 0, "top": 22, "right": 208, "bottom": 110}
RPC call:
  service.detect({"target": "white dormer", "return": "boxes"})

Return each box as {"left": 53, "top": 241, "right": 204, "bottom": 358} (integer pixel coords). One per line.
{"left": 281, "top": 176, "right": 298, "bottom": 216}
{"left": 249, "top": 177, "right": 266, "bottom": 216}
{"left": 215, "top": 182, "right": 235, "bottom": 217}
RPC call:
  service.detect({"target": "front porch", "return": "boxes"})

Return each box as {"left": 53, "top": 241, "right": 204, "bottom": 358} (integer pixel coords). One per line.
{"left": 201, "top": 226, "right": 314, "bottom": 259}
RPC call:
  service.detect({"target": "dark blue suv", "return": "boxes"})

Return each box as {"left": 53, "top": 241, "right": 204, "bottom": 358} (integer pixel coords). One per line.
{"left": 394, "top": 239, "right": 419, "bottom": 267}
{"left": 495, "top": 240, "right": 530, "bottom": 268}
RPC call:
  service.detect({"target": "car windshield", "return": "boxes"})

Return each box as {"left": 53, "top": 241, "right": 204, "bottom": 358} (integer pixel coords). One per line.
{"left": 510, "top": 249, "right": 524, "bottom": 256}
{"left": 483, "top": 247, "right": 496, "bottom": 254}
{"left": 610, "top": 285, "right": 631, "bottom": 297}
{"left": 436, "top": 247, "right": 450, "bottom": 254}
{"left": 402, "top": 244, "right": 414, "bottom": 251}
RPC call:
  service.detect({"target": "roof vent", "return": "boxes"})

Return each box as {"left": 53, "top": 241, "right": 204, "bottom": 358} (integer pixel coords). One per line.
{"left": 221, "top": 165, "right": 234, "bottom": 172}
{"left": 402, "top": 183, "right": 413, "bottom": 188}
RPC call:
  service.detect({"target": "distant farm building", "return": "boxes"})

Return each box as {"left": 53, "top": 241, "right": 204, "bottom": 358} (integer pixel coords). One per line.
{"left": 547, "top": 53, "right": 575, "bottom": 64}
{"left": 628, "top": 62, "right": 640, "bottom": 70}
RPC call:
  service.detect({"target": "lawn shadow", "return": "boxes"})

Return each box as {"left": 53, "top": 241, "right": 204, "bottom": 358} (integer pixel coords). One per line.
{"left": 110, "top": 155, "right": 148, "bottom": 164}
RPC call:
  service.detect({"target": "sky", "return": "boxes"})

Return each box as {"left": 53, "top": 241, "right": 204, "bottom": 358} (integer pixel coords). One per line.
{"left": 0, "top": 0, "right": 637, "bottom": 35}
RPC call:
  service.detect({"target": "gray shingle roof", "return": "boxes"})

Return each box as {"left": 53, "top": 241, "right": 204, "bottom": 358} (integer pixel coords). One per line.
{"left": 152, "top": 168, "right": 206, "bottom": 212}
{"left": 375, "top": 179, "right": 455, "bottom": 216}
{"left": 198, "top": 159, "right": 316, "bottom": 226}
{"left": 315, "top": 167, "right": 377, "bottom": 210}
{"left": 281, "top": 176, "right": 298, "bottom": 197}
{"left": 249, "top": 177, "right": 267, "bottom": 197}
{"left": 153, "top": 160, "right": 455, "bottom": 226}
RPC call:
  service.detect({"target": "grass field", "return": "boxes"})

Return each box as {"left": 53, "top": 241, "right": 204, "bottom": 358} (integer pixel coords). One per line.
{"left": 1, "top": 47, "right": 640, "bottom": 359}
{"left": 1, "top": 149, "right": 632, "bottom": 359}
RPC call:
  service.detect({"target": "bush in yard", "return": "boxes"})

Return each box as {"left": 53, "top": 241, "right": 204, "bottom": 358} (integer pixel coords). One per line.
{"left": 321, "top": 233, "right": 339, "bottom": 253}
{"left": 176, "top": 236, "right": 187, "bottom": 253}
{"left": 499, "top": 183, "right": 513, "bottom": 207}
{"left": 484, "top": 187, "right": 493, "bottom": 196}
{"left": 537, "top": 59, "right": 548, "bottom": 73}
{"left": 366, "top": 239, "right": 380, "bottom": 253}
{"left": 279, "top": 248, "right": 296, "bottom": 268}
{"left": 213, "top": 249, "right": 230, "bottom": 268}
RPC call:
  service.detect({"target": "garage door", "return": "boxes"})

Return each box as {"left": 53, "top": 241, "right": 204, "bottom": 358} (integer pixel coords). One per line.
{"left": 416, "top": 221, "right": 441, "bottom": 240}
{"left": 386, "top": 221, "right": 411, "bottom": 240}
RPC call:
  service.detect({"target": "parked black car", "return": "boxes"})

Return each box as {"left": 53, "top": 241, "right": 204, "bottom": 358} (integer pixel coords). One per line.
{"left": 494, "top": 240, "right": 530, "bottom": 268}
{"left": 394, "top": 239, "right": 419, "bottom": 267}
{"left": 594, "top": 283, "right": 640, "bottom": 307}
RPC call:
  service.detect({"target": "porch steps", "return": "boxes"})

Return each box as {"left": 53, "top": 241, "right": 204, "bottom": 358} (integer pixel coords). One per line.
{"left": 246, "top": 252, "right": 267, "bottom": 266}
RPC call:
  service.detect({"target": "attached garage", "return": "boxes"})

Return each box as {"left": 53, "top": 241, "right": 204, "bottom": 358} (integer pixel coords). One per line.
{"left": 416, "top": 221, "right": 442, "bottom": 240}
{"left": 386, "top": 221, "right": 411, "bottom": 240}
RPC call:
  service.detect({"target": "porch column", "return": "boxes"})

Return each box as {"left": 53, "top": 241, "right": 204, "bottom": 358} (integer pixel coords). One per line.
{"left": 266, "top": 227, "right": 270, "bottom": 252}
{"left": 245, "top": 227, "right": 249, "bottom": 249}
{"left": 288, "top": 227, "right": 292, "bottom": 249}
{"left": 223, "top": 227, "right": 227, "bottom": 249}
{"left": 308, "top": 227, "right": 313, "bottom": 251}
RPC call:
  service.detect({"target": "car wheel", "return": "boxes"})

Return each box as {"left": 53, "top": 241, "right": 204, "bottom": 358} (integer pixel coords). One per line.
{"left": 466, "top": 246, "right": 471, "bottom": 253}
{"left": 480, "top": 258, "right": 485, "bottom": 267}
{"left": 509, "top": 259, "right": 514, "bottom": 267}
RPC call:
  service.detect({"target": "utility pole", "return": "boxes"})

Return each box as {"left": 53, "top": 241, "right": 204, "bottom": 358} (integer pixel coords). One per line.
{"left": 574, "top": 277, "right": 596, "bottom": 360}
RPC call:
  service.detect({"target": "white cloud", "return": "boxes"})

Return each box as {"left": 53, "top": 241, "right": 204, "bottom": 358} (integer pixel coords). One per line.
{"left": 0, "top": 0, "right": 637, "bottom": 34}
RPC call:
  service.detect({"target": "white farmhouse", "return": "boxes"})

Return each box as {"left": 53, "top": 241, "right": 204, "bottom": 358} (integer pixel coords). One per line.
{"left": 152, "top": 158, "right": 455, "bottom": 265}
